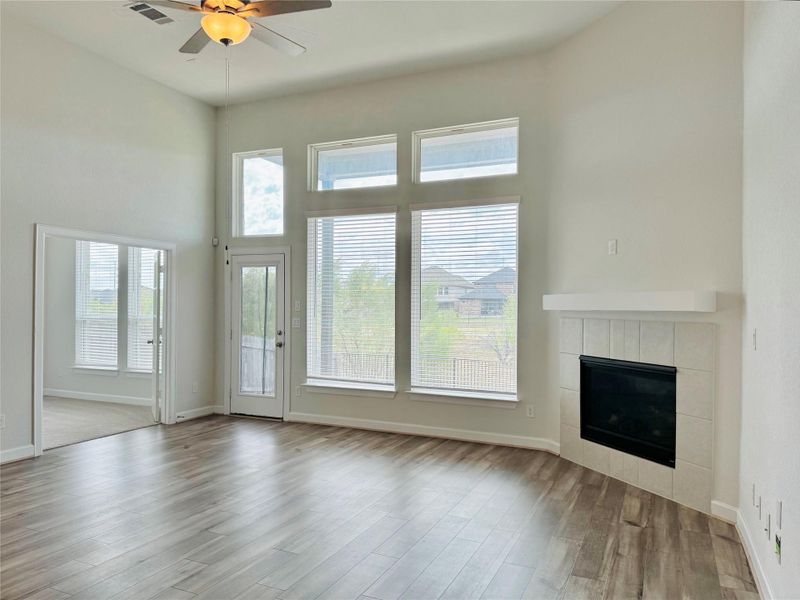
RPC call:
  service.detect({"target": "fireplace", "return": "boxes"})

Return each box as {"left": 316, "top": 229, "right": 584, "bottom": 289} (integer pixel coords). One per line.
{"left": 580, "top": 355, "right": 676, "bottom": 467}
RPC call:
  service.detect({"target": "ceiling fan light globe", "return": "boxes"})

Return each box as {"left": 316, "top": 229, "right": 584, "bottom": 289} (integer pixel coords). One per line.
{"left": 201, "top": 12, "right": 251, "bottom": 46}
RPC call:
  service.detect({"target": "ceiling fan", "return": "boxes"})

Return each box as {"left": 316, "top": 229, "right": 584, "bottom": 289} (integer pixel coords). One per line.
{"left": 148, "top": 0, "right": 331, "bottom": 56}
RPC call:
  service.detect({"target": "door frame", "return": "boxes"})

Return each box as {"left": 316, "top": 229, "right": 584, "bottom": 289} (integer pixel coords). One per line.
{"left": 223, "top": 245, "right": 291, "bottom": 418}
{"left": 33, "top": 224, "right": 178, "bottom": 456}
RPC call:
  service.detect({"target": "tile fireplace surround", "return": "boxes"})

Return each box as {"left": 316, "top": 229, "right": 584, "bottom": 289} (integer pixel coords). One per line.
{"left": 559, "top": 317, "right": 715, "bottom": 513}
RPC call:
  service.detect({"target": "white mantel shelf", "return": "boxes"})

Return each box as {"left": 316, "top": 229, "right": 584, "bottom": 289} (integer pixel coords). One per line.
{"left": 542, "top": 290, "right": 717, "bottom": 313}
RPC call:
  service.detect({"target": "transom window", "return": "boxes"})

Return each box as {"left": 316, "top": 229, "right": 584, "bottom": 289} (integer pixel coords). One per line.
{"left": 411, "top": 202, "right": 518, "bottom": 398}
{"left": 307, "top": 211, "right": 396, "bottom": 387}
{"left": 414, "top": 118, "right": 519, "bottom": 183}
{"left": 309, "top": 135, "right": 397, "bottom": 191}
{"left": 233, "top": 149, "right": 284, "bottom": 237}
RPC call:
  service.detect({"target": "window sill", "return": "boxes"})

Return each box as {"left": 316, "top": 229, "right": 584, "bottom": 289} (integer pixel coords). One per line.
{"left": 406, "top": 388, "right": 518, "bottom": 408}
{"left": 124, "top": 369, "right": 153, "bottom": 378}
{"left": 71, "top": 366, "right": 119, "bottom": 376}
{"left": 303, "top": 380, "right": 397, "bottom": 399}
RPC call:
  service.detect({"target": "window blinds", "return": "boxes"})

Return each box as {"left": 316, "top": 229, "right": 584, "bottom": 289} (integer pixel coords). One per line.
{"left": 411, "top": 203, "right": 518, "bottom": 396}
{"left": 75, "top": 241, "right": 119, "bottom": 368}
{"left": 307, "top": 212, "right": 396, "bottom": 386}
{"left": 127, "top": 247, "right": 158, "bottom": 372}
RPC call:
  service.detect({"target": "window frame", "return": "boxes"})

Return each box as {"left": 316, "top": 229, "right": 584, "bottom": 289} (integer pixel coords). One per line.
{"left": 232, "top": 148, "right": 286, "bottom": 239}
{"left": 74, "top": 240, "right": 121, "bottom": 370}
{"left": 308, "top": 134, "right": 398, "bottom": 192}
{"left": 412, "top": 117, "right": 520, "bottom": 184}
{"left": 409, "top": 198, "right": 520, "bottom": 402}
{"left": 305, "top": 206, "right": 398, "bottom": 392}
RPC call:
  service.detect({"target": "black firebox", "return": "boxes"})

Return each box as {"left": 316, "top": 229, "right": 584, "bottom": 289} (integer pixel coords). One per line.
{"left": 579, "top": 356, "right": 676, "bottom": 468}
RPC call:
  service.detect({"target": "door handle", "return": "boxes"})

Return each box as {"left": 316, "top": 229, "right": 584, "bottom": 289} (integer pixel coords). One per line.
{"left": 276, "top": 341, "right": 284, "bottom": 348}
{"left": 147, "top": 340, "right": 154, "bottom": 345}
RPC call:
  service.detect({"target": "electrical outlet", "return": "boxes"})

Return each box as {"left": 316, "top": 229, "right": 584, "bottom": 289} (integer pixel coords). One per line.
{"left": 295, "top": 386, "right": 302, "bottom": 398}
{"left": 777, "top": 500, "right": 782, "bottom": 529}
{"left": 294, "top": 300, "right": 301, "bottom": 312}
{"left": 775, "top": 534, "right": 782, "bottom": 564}
{"left": 526, "top": 405, "right": 535, "bottom": 418}
{"left": 607, "top": 239, "right": 618, "bottom": 255}
{"left": 192, "top": 382, "right": 199, "bottom": 394}
{"left": 0, "top": 414, "right": 5, "bottom": 429}
{"left": 292, "top": 317, "right": 301, "bottom": 329}
{"left": 753, "top": 328, "right": 757, "bottom": 351}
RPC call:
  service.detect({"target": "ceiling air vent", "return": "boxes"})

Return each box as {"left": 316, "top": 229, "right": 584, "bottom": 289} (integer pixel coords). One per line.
{"left": 129, "top": 3, "right": 174, "bottom": 25}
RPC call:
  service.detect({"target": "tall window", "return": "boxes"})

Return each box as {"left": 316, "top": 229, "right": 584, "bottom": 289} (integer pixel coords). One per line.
{"left": 411, "top": 202, "right": 518, "bottom": 397}
{"left": 233, "top": 149, "right": 284, "bottom": 237}
{"left": 414, "top": 118, "right": 519, "bottom": 183}
{"left": 307, "top": 212, "right": 396, "bottom": 387}
{"left": 127, "top": 247, "right": 159, "bottom": 372}
{"left": 75, "top": 241, "right": 119, "bottom": 368}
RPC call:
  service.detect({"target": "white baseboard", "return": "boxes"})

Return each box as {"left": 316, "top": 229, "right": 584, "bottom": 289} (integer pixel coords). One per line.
{"left": 175, "top": 405, "right": 217, "bottom": 421}
{"left": 1, "top": 444, "right": 35, "bottom": 464}
{"left": 710, "top": 500, "right": 738, "bottom": 523}
{"left": 736, "top": 509, "right": 773, "bottom": 600}
{"left": 287, "top": 412, "right": 560, "bottom": 454}
{"left": 213, "top": 405, "right": 225, "bottom": 414}
{"left": 44, "top": 388, "right": 151, "bottom": 407}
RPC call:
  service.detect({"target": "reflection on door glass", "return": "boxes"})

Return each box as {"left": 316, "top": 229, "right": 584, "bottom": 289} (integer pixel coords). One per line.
{"left": 239, "top": 266, "right": 277, "bottom": 396}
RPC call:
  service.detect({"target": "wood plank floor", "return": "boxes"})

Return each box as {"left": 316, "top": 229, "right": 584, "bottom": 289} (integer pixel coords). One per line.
{"left": 1, "top": 416, "right": 758, "bottom": 600}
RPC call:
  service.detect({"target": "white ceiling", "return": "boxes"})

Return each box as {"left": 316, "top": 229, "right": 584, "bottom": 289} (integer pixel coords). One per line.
{"left": 4, "top": 0, "right": 619, "bottom": 106}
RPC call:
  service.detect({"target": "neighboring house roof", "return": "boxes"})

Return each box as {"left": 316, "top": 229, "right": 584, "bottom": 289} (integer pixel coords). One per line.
{"left": 421, "top": 266, "right": 474, "bottom": 289}
{"left": 459, "top": 287, "right": 508, "bottom": 301}
{"left": 475, "top": 267, "right": 517, "bottom": 287}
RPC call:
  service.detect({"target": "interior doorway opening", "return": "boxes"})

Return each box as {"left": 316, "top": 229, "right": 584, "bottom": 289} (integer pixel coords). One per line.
{"left": 34, "top": 225, "right": 176, "bottom": 454}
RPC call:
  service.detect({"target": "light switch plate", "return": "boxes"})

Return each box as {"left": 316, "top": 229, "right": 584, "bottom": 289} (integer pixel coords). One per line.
{"left": 608, "top": 239, "right": 618, "bottom": 255}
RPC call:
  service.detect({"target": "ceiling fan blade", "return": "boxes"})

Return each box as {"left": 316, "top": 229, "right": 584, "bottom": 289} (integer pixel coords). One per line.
{"left": 179, "top": 28, "right": 211, "bottom": 53}
{"left": 146, "top": 0, "right": 202, "bottom": 12}
{"left": 240, "top": 0, "right": 331, "bottom": 18}
{"left": 250, "top": 22, "right": 306, "bottom": 56}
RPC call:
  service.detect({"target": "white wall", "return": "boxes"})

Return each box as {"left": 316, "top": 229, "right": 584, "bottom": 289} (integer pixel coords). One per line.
{"left": 544, "top": 0, "right": 744, "bottom": 514}
{"left": 215, "top": 52, "right": 552, "bottom": 445}
{"left": 0, "top": 13, "right": 217, "bottom": 455}
{"left": 43, "top": 236, "right": 151, "bottom": 404}
{"left": 214, "top": 0, "right": 744, "bottom": 514}
{"left": 741, "top": 2, "right": 800, "bottom": 596}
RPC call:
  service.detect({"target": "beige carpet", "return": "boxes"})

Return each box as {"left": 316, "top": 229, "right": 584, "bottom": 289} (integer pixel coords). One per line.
{"left": 43, "top": 396, "right": 157, "bottom": 450}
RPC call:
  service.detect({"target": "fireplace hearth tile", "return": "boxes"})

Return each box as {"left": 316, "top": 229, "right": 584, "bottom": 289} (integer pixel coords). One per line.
{"left": 624, "top": 320, "right": 640, "bottom": 361}
{"left": 674, "top": 460, "right": 712, "bottom": 513}
{"left": 676, "top": 414, "right": 713, "bottom": 469}
{"left": 560, "top": 388, "right": 579, "bottom": 428}
{"left": 560, "top": 423, "right": 582, "bottom": 463}
{"left": 583, "top": 440, "right": 610, "bottom": 474}
{"left": 675, "top": 322, "right": 715, "bottom": 371}
{"left": 676, "top": 368, "right": 713, "bottom": 419}
{"left": 640, "top": 321, "right": 675, "bottom": 365}
{"left": 559, "top": 353, "right": 580, "bottom": 391}
{"left": 623, "top": 454, "right": 639, "bottom": 485}
{"left": 609, "top": 448, "right": 625, "bottom": 480}
{"left": 638, "top": 459, "right": 673, "bottom": 498}
{"left": 584, "top": 319, "right": 610, "bottom": 358}
{"left": 610, "top": 320, "right": 626, "bottom": 359}
{"left": 560, "top": 318, "right": 583, "bottom": 355}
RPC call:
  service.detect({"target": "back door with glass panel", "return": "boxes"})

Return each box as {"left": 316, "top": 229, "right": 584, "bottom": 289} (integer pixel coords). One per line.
{"left": 230, "top": 254, "right": 285, "bottom": 418}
